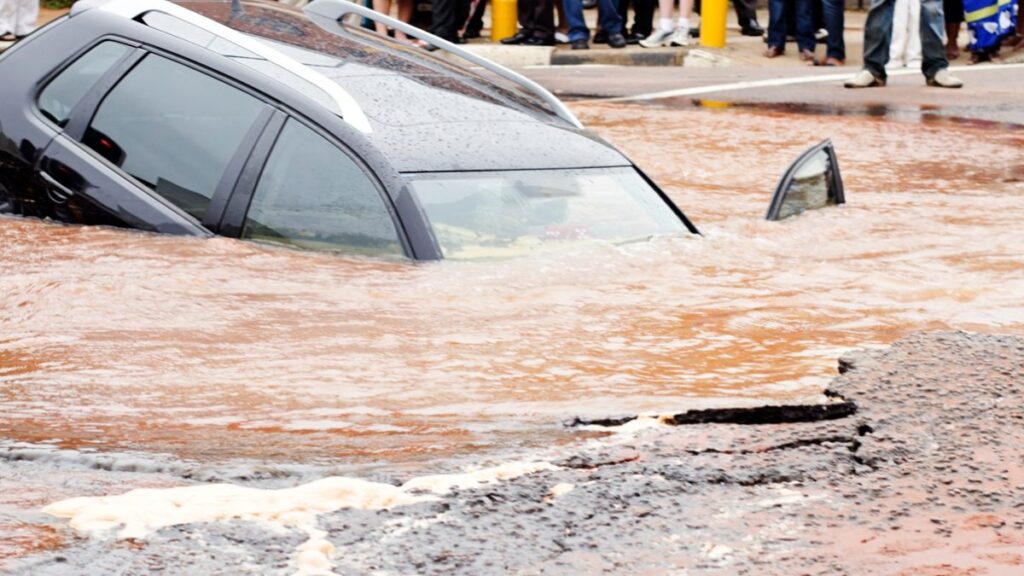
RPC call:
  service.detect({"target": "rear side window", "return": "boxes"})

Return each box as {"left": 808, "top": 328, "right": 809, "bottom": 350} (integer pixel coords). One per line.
{"left": 83, "top": 54, "right": 266, "bottom": 221}
{"left": 241, "top": 120, "right": 403, "bottom": 257}
{"left": 38, "top": 42, "right": 130, "bottom": 127}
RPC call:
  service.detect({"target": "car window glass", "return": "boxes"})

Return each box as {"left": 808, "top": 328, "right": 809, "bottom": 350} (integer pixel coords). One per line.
{"left": 242, "top": 120, "right": 402, "bottom": 257}
{"left": 766, "top": 141, "right": 845, "bottom": 221}
{"left": 37, "top": 42, "right": 130, "bottom": 127}
{"left": 84, "top": 54, "right": 266, "bottom": 221}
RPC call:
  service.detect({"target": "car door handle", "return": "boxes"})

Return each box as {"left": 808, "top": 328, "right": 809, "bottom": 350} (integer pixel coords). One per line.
{"left": 40, "top": 171, "right": 75, "bottom": 204}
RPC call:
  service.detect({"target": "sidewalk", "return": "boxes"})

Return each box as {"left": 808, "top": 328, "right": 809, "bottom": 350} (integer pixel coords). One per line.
{"left": 456, "top": 8, "right": 870, "bottom": 68}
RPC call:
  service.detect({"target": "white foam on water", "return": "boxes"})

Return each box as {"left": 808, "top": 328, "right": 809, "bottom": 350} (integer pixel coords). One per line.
{"left": 43, "top": 460, "right": 558, "bottom": 575}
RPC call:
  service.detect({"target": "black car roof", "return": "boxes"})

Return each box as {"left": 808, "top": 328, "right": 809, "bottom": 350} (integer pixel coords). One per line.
{"left": 77, "top": 0, "right": 631, "bottom": 172}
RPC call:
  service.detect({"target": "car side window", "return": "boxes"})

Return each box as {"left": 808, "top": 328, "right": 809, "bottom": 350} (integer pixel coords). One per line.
{"left": 242, "top": 120, "right": 403, "bottom": 257}
{"left": 83, "top": 54, "right": 266, "bottom": 221}
{"left": 37, "top": 41, "right": 130, "bottom": 127}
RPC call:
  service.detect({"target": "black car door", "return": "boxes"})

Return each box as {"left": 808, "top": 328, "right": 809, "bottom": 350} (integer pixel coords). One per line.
{"left": 33, "top": 43, "right": 274, "bottom": 236}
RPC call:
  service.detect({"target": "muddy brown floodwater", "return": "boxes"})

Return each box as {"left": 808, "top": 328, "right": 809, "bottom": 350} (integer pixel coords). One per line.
{"left": 1, "top": 102, "right": 1023, "bottom": 568}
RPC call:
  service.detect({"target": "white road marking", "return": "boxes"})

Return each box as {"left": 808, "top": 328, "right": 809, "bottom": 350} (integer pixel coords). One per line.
{"left": 598, "top": 63, "right": 1024, "bottom": 102}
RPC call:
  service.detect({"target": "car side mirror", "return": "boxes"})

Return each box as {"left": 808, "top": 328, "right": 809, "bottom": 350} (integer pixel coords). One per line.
{"left": 766, "top": 139, "right": 845, "bottom": 221}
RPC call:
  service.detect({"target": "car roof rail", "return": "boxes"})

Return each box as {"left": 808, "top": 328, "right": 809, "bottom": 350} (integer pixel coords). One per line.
{"left": 303, "top": 0, "right": 584, "bottom": 130}
{"left": 72, "top": 0, "right": 374, "bottom": 133}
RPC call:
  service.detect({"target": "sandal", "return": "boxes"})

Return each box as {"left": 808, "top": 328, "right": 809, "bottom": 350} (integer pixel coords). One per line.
{"left": 0, "top": 33, "right": 16, "bottom": 42}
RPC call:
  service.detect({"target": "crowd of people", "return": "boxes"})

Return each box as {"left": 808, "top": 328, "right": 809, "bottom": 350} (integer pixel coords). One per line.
{"left": 3, "top": 0, "right": 1020, "bottom": 76}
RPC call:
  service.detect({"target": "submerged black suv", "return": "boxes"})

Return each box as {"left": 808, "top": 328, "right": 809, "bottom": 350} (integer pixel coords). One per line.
{"left": 0, "top": 0, "right": 701, "bottom": 260}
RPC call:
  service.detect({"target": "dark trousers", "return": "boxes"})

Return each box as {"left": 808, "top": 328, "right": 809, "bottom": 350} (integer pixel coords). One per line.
{"left": 518, "top": 0, "right": 555, "bottom": 40}
{"left": 466, "top": 0, "right": 487, "bottom": 34}
{"left": 619, "top": 0, "right": 655, "bottom": 36}
{"left": 694, "top": 0, "right": 759, "bottom": 25}
{"left": 821, "top": 0, "right": 845, "bottom": 60}
{"left": 768, "top": 0, "right": 814, "bottom": 50}
{"left": 863, "top": 0, "right": 948, "bottom": 79}
{"left": 432, "top": 0, "right": 470, "bottom": 41}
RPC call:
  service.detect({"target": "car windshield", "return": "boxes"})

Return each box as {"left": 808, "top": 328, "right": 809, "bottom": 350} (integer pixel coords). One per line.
{"left": 407, "top": 167, "right": 686, "bottom": 260}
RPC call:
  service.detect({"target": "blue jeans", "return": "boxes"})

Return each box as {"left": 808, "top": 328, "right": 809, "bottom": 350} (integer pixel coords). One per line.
{"left": 767, "top": 0, "right": 814, "bottom": 51}
{"left": 563, "top": 0, "right": 623, "bottom": 42}
{"left": 821, "top": 0, "right": 846, "bottom": 60}
{"left": 863, "top": 0, "right": 948, "bottom": 79}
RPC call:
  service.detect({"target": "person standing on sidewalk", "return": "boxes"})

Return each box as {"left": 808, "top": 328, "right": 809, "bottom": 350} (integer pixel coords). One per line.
{"left": 765, "top": 0, "right": 815, "bottom": 60}
{"left": 639, "top": 0, "right": 693, "bottom": 47}
{"left": 964, "top": 0, "right": 1017, "bottom": 62}
{"left": 0, "top": 0, "right": 38, "bottom": 41}
{"left": 499, "top": 0, "right": 556, "bottom": 45}
{"left": 887, "top": 0, "right": 922, "bottom": 68}
{"left": 819, "top": 0, "right": 846, "bottom": 65}
{"left": 844, "top": 0, "right": 963, "bottom": 88}
{"left": 564, "top": 0, "right": 627, "bottom": 49}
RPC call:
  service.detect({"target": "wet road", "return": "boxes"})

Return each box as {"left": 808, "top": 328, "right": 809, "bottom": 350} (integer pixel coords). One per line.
{"left": 2, "top": 90, "right": 1024, "bottom": 571}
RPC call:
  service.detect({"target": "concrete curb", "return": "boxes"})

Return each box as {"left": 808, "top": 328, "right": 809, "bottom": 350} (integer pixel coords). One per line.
{"left": 460, "top": 42, "right": 686, "bottom": 68}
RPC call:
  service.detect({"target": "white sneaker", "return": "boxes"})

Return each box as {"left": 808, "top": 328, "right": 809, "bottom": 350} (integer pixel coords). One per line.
{"left": 640, "top": 28, "right": 674, "bottom": 48}
{"left": 669, "top": 28, "right": 689, "bottom": 47}
{"left": 906, "top": 58, "right": 922, "bottom": 70}
{"left": 926, "top": 68, "right": 963, "bottom": 88}
{"left": 554, "top": 31, "right": 569, "bottom": 44}
{"left": 844, "top": 69, "right": 886, "bottom": 88}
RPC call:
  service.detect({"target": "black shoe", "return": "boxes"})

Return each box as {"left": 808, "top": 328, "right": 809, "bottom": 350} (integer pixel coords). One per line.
{"left": 500, "top": 31, "right": 530, "bottom": 45}
{"left": 464, "top": 29, "right": 481, "bottom": 40}
{"left": 523, "top": 36, "right": 555, "bottom": 46}
{"left": 740, "top": 19, "right": 764, "bottom": 37}
{"left": 593, "top": 30, "right": 608, "bottom": 44}
{"left": 626, "top": 31, "right": 645, "bottom": 44}
{"left": 689, "top": 26, "right": 699, "bottom": 38}
{"left": 607, "top": 33, "right": 627, "bottom": 48}
{"left": 452, "top": 35, "right": 467, "bottom": 44}
{"left": 571, "top": 39, "right": 589, "bottom": 50}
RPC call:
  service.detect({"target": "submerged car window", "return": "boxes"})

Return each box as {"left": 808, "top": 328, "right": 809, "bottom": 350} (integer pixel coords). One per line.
{"left": 241, "top": 120, "right": 402, "bottom": 257}
{"left": 37, "top": 42, "right": 130, "bottom": 127}
{"left": 408, "top": 168, "right": 686, "bottom": 260}
{"left": 83, "top": 54, "right": 266, "bottom": 221}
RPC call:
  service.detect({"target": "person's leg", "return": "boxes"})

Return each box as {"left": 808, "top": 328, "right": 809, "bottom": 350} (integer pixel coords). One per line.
{"left": 633, "top": 0, "right": 655, "bottom": 36}
{"left": 518, "top": 0, "right": 538, "bottom": 37}
{"left": 793, "top": 0, "right": 816, "bottom": 53}
{"left": 597, "top": 0, "right": 625, "bottom": 34}
{"left": 889, "top": 0, "right": 909, "bottom": 66}
{"left": 563, "top": 0, "right": 591, "bottom": 42}
{"left": 371, "top": 0, "right": 393, "bottom": 34}
{"left": 942, "top": 0, "right": 963, "bottom": 59}
{"left": 640, "top": 0, "right": 675, "bottom": 46}
{"left": 863, "top": 0, "right": 895, "bottom": 79}
{"left": 767, "top": 0, "right": 788, "bottom": 50}
{"left": 431, "top": 0, "right": 460, "bottom": 41}
{"left": 529, "top": 0, "right": 556, "bottom": 40}
{"left": 466, "top": 0, "right": 487, "bottom": 36}
{"left": 14, "top": 0, "right": 37, "bottom": 37}
{"left": 618, "top": 0, "right": 631, "bottom": 31}
{"left": 822, "top": 0, "right": 846, "bottom": 61}
{"left": 919, "top": 0, "right": 949, "bottom": 78}
{"left": 906, "top": 0, "right": 922, "bottom": 66}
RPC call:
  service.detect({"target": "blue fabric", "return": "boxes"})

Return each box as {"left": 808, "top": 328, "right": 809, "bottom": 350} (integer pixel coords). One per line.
{"left": 821, "top": 0, "right": 846, "bottom": 60}
{"left": 964, "top": 0, "right": 1017, "bottom": 53}
{"left": 563, "top": 0, "right": 623, "bottom": 42}
{"left": 767, "top": 0, "right": 814, "bottom": 51}
{"left": 863, "top": 0, "right": 948, "bottom": 79}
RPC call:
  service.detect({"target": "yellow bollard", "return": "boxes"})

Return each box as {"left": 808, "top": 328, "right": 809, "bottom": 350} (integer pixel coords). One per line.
{"left": 699, "top": 0, "right": 728, "bottom": 48}
{"left": 491, "top": 0, "right": 518, "bottom": 42}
